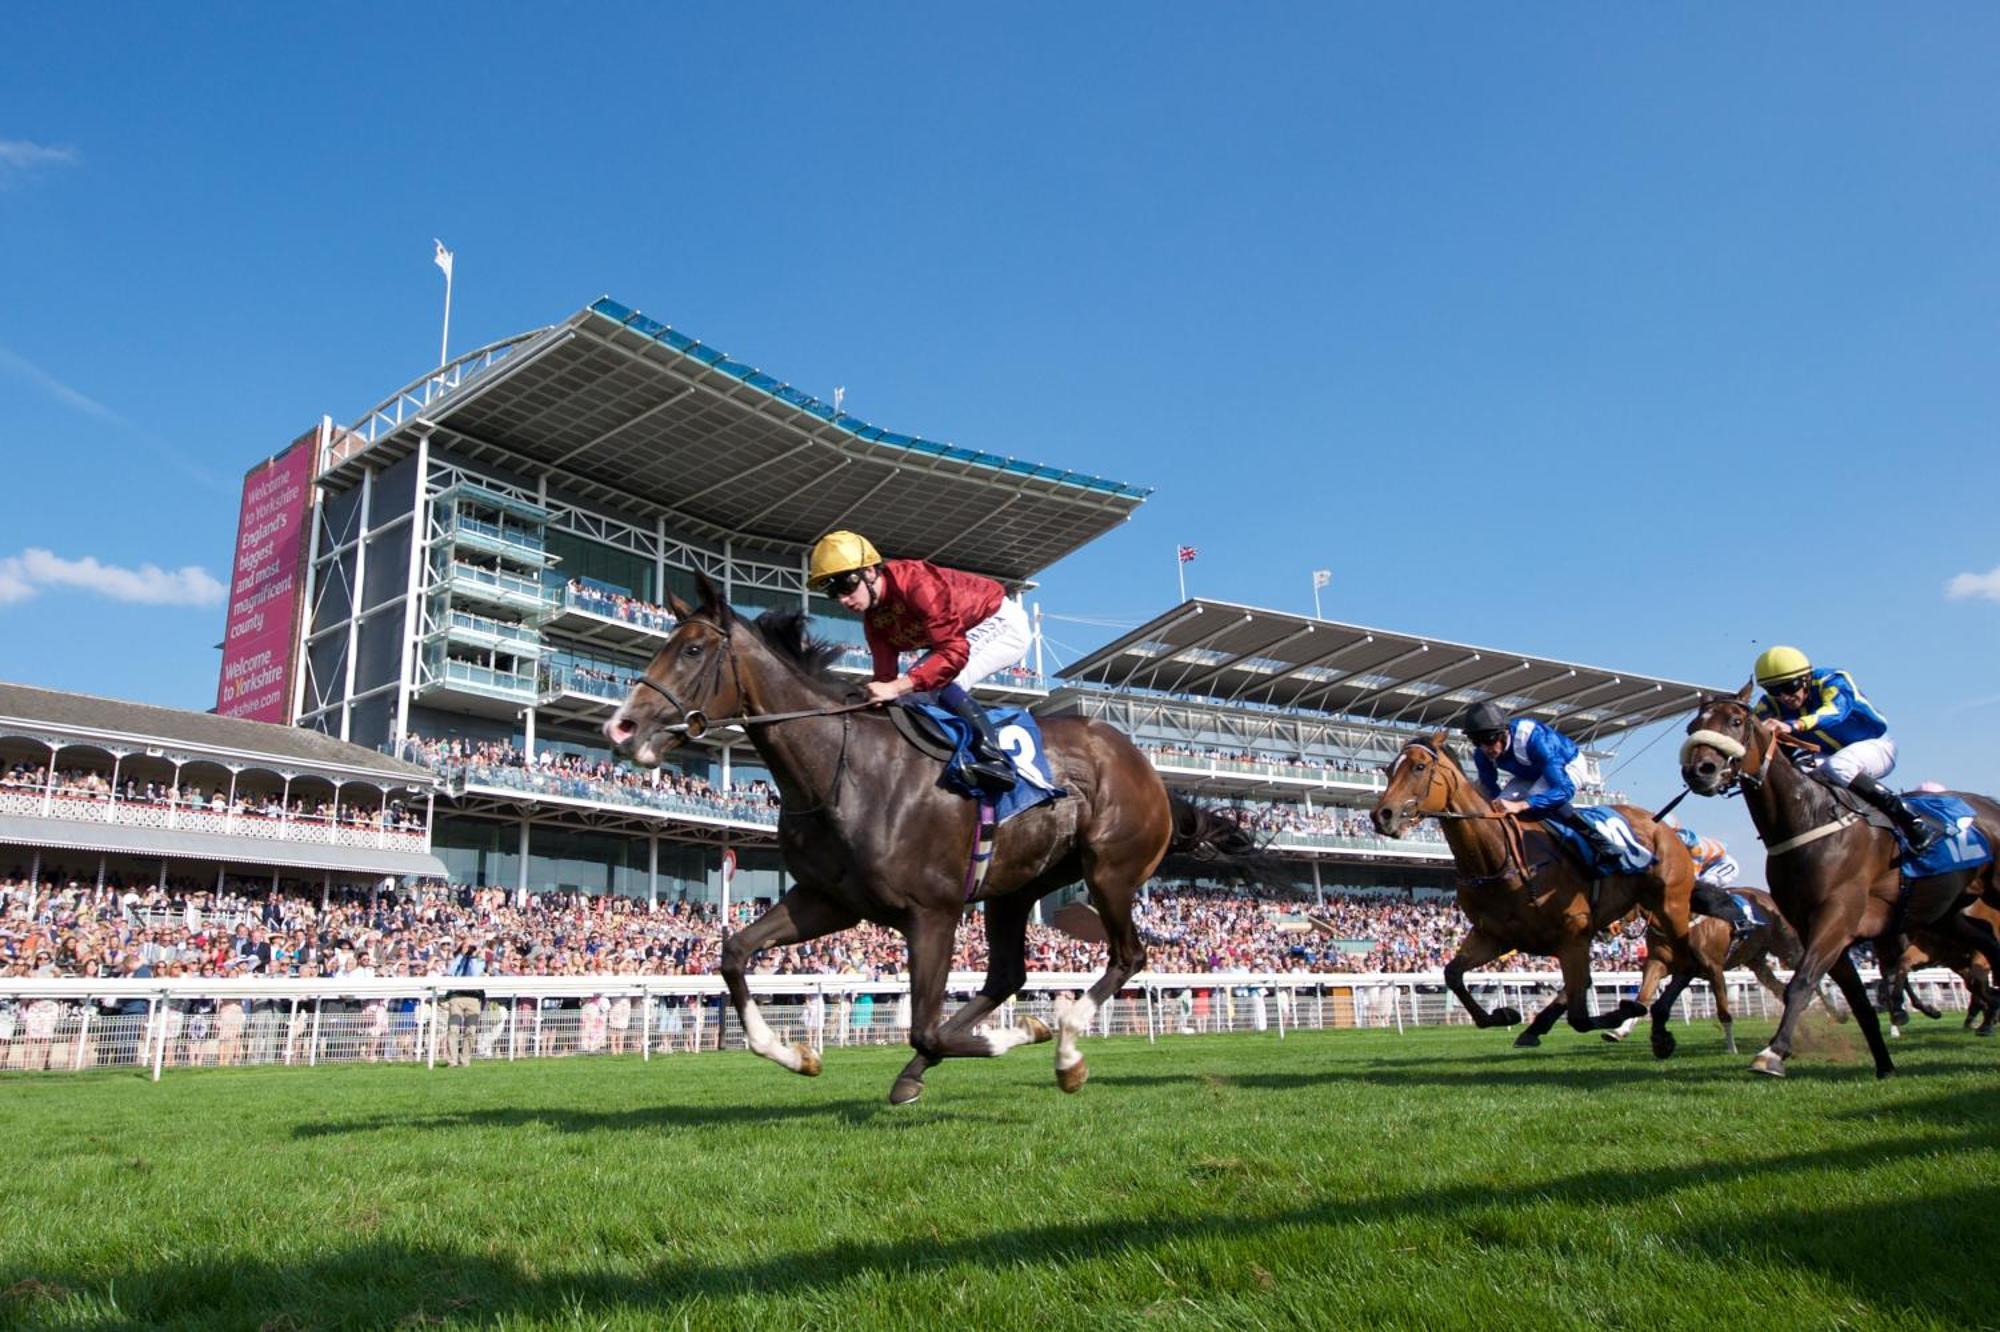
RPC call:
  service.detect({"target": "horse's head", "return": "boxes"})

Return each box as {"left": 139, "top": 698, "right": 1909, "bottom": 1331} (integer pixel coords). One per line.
{"left": 1371, "top": 732, "right": 1465, "bottom": 837}
{"left": 1679, "top": 683, "right": 1763, "bottom": 796}
{"left": 605, "top": 575, "right": 747, "bottom": 768}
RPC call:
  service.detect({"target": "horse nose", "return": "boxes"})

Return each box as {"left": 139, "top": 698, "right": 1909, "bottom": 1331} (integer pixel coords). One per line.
{"left": 606, "top": 713, "right": 636, "bottom": 750}
{"left": 1696, "top": 759, "right": 1717, "bottom": 780}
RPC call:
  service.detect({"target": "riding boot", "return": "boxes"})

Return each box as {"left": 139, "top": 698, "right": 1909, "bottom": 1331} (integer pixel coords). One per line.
{"left": 1849, "top": 774, "right": 1942, "bottom": 856}
{"left": 937, "top": 686, "right": 1017, "bottom": 794}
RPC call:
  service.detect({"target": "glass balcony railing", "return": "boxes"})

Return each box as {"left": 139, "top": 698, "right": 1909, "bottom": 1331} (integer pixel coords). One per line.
{"left": 447, "top": 514, "right": 550, "bottom": 563}
{"left": 440, "top": 659, "right": 537, "bottom": 698}
{"left": 538, "top": 665, "right": 635, "bottom": 704}
{"left": 442, "top": 608, "right": 541, "bottom": 650}
{"left": 443, "top": 563, "right": 553, "bottom": 607}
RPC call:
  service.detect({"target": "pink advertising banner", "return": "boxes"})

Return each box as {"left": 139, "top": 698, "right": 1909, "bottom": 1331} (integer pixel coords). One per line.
{"left": 215, "top": 426, "right": 319, "bottom": 722}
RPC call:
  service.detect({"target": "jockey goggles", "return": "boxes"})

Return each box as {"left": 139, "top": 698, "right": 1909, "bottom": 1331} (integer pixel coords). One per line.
{"left": 822, "top": 570, "right": 866, "bottom": 597}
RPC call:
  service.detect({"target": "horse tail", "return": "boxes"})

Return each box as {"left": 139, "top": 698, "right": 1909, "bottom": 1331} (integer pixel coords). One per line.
{"left": 1157, "top": 796, "right": 1286, "bottom": 885}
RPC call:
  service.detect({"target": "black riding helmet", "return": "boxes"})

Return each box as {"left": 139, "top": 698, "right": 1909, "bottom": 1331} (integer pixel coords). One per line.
{"left": 1457, "top": 701, "right": 1508, "bottom": 742}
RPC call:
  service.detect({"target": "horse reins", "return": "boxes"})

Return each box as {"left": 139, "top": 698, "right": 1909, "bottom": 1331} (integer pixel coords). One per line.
{"left": 1396, "top": 743, "right": 1533, "bottom": 887}
{"left": 1685, "top": 702, "right": 1852, "bottom": 856}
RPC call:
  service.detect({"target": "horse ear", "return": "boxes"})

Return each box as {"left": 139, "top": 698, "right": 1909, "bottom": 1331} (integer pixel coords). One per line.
{"left": 690, "top": 572, "right": 731, "bottom": 626}
{"left": 666, "top": 590, "right": 693, "bottom": 619}
{"left": 1431, "top": 729, "right": 1448, "bottom": 749}
{"left": 1736, "top": 679, "right": 1755, "bottom": 703}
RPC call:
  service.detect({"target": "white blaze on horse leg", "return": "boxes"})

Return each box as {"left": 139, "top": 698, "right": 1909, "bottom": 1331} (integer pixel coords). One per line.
{"left": 740, "top": 999, "right": 802, "bottom": 1072}
{"left": 1609, "top": 1015, "right": 1639, "bottom": 1040}
{"left": 982, "top": 1024, "right": 1037, "bottom": 1056}
{"left": 1055, "top": 995, "right": 1097, "bottom": 1071}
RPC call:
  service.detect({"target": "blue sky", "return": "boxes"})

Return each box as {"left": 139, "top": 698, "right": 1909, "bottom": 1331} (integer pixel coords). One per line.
{"left": 2, "top": 5, "right": 1996, "bottom": 854}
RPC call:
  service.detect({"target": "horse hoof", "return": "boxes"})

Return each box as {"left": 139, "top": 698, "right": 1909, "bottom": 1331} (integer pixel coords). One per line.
{"left": 888, "top": 1077, "right": 925, "bottom": 1105}
{"left": 1875, "top": 1064, "right": 1896, "bottom": 1081}
{"left": 1651, "top": 1030, "right": 1677, "bottom": 1061}
{"left": 1600, "top": 1029, "right": 1626, "bottom": 1043}
{"left": 1487, "top": 1007, "right": 1522, "bottom": 1029}
{"left": 1513, "top": 1032, "right": 1541, "bottom": 1049}
{"left": 1020, "top": 1016, "right": 1054, "bottom": 1045}
{"left": 1056, "top": 1060, "right": 1089, "bottom": 1094}
{"left": 1750, "top": 1052, "right": 1785, "bottom": 1078}
{"left": 794, "top": 1043, "right": 822, "bottom": 1077}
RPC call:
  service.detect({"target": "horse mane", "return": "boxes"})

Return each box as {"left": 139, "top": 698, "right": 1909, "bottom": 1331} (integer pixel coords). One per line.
{"left": 748, "top": 608, "right": 848, "bottom": 689}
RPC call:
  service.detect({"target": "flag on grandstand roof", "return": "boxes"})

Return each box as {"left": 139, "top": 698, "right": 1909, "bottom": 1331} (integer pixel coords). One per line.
{"left": 1178, "top": 545, "right": 1198, "bottom": 563}
{"left": 1312, "top": 569, "right": 1331, "bottom": 588}
{"left": 433, "top": 239, "right": 454, "bottom": 280}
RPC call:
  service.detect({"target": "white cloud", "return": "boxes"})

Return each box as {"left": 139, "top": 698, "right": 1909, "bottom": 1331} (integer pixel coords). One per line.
{"left": 1944, "top": 567, "right": 2000, "bottom": 602}
{"left": 0, "top": 548, "right": 225, "bottom": 609}
{"left": 0, "top": 138, "right": 79, "bottom": 182}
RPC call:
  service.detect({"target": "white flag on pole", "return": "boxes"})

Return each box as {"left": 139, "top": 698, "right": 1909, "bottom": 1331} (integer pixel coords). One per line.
{"left": 1312, "top": 569, "right": 1331, "bottom": 588}
{"left": 833, "top": 386, "right": 846, "bottom": 414}
{"left": 433, "top": 239, "right": 454, "bottom": 280}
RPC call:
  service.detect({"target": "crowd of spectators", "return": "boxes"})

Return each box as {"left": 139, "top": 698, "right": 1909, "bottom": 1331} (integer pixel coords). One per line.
{"left": 0, "top": 763, "right": 424, "bottom": 831}
{"left": 563, "top": 578, "right": 677, "bottom": 632}
{"left": 0, "top": 871, "right": 1642, "bottom": 990}
{"left": 397, "top": 737, "right": 782, "bottom": 824}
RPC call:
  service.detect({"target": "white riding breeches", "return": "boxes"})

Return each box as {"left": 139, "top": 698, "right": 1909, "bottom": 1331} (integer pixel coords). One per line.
{"left": 1696, "top": 855, "right": 1740, "bottom": 890}
{"left": 1808, "top": 736, "right": 1897, "bottom": 788}
{"left": 1499, "top": 755, "right": 1591, "bottom": 807}
{"left": 953, "top": 598, "right": 1032, "bottom": 689}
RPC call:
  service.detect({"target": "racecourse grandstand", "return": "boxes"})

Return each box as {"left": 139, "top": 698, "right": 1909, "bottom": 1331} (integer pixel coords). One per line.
{"left": 0, "top": 679, "right": 442, "bottom": 895}
{"left": 234, "top": 294, "right": 1718, "bottom": 921}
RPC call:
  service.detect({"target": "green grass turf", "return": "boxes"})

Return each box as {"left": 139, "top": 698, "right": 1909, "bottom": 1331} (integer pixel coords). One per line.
{"left": 1, "top": 1017, "right": 1995, "bottom": 1331}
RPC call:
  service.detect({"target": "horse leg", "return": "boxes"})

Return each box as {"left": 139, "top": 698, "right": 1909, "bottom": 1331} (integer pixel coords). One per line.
{"left": 1555, "top": 939, "right": 1632, "bottom": 1034}
{"left": 1823, "top": 951, "right": 1895, "bottom": 1079}
{"left": 889, "top": 893, "right": 1049, "bottom": 1099}
{"left": 1443, "top": 929, "right": 1520, "bottom": 1030}
{"left": 1904, "top": 976, "right": 1942, "bottom": 1021}
{"left": 1514, "top": 991, "right": 1568, "bottom": 1048}
{"left": 1752, "top": 911, "right": 1865, "bottom": 1078}
{"left": 1603, "top": 953, "right": 1666, "bottom": 1044}
{"left": 1640, "top": 934, "right": 1696, "bottom": 1059}
{"left": 719, "top": 885, "right": 858, "bottom": 1078}
{"left": 1053, "top": 853, "right": 1155, "bottom": 1094}
{"left": 1707, "top": 947, "right": 1736, "bottom": 1055}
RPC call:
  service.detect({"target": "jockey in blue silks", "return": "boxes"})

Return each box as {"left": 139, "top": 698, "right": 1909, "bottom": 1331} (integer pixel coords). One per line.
{"left": 1458, "top": 701, "right": 1624, "bottom": 868}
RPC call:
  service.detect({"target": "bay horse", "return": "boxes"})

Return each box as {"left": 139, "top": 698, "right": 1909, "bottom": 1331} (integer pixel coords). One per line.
{"left": 1601, "top": 888, "right": 1843, "bottom": 1053}
{"left": 605, "top": 577, "right": 1247, "bottom": 1105}
{"left": 1884, "top": 899, "right": 2000, "bottom": 1038}
{"left": 1370, "top": 733, "right": 1700, "bottom": 1056}
{"left": 1680, "top": 687, "right": 2000, "bottom": 1077}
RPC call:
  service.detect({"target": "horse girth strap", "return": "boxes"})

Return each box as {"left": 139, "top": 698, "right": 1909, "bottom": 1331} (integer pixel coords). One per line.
{"left": 1764, "top": 811, "right": 1860, "bottom": 857}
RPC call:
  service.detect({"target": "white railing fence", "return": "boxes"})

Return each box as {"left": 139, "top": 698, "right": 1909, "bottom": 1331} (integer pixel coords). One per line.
{"left": 0, "top": 969, "right": 1972, "bottom": 1082}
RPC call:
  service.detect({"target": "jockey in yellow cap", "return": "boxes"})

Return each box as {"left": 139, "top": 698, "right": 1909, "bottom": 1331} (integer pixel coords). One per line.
{"left": 808, "top": 530, "right": 1031, "bottom": 793}
{"left": 1751, "top": 645, "right": 1939, "bottom": 854}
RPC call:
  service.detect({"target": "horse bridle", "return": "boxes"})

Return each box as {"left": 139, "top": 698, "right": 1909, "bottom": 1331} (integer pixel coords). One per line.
{"left": 1681, "top": 698, "right": 1808, "bottom": 796}
{"left": 630, "top": 616, "right": 873, "bottom": 740}
{"left": 1389, "top": 742, "right": 1531, "bottom": 886}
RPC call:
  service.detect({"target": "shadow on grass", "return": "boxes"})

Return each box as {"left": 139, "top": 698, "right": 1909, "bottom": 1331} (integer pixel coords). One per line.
{"left": 290, "top": 1096, "right": 940, "bottom": 1138}
{"left": 10, "top": 1110, "right": 1997, "bottom": 1328}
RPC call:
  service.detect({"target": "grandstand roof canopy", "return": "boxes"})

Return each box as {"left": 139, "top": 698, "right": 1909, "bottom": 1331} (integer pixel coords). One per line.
{"left": 0, "top": 682, "right": 435, "bottom": 788}
{"left": 323, "top": 298, "right": 1150, "bottom": 583}
{"left": 1059, "top": 601, "right": 1728, "bottom": 744}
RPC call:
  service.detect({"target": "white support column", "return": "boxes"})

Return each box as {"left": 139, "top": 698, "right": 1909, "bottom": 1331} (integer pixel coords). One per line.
{"left": 656, "top": 516, "right": 669, "bottom": 604}
{"left": 341, "top": 464, "right": 374, "bottom": 742}
{"left": 720, "top": 746, "right": 731, "bottom": 792}
{"left": 1312, "top": 860, "right": 1324, "bottom": 909}
{"left": 648, "top": 835, "right": 659, "bottom": 906}
{"left": 522, "top": 707, "right": 536, "bottom": 760}
{"left": 1031, "top": 599, "right": 1044, "bottom": 681}
{"left": 392, "top": 432, "right": 432, "bottom": 751}
{"left": 517, "top": 818, "right": 531, "bottom": 902}
{"left": 289, "top": 419, "right": 328, "bottom": 726}
{"left": 722, "top": 538, "right": 734, "bottom": 607}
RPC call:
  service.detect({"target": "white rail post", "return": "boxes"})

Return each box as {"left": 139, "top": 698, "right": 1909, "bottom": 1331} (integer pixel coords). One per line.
{"left": 1144, "top": 985, "right": 1156, "bottom": 1043}
{"left": 1276, "top": 984, "right": 1287, "bottom": 1040}
{"left": 73, "top": 1008, "right": 91, "bottom": 1071}
{"left": 286, "top": 998, "right": 300, "bottom": 1065}
{"left": 1393, "top": 981, "right": 1406, "bottom": 1034}
{"left": 149, "top": 995, "right": 165, "bottom": 1083}
{"left": 640, "top": 984, "right": 652, "bottom": 1063}
{"left": 425, "top": 985, "right": 439, "bottom": 1069}
{"left": 309, "top": 999, "right": 322, "bottom": 1066}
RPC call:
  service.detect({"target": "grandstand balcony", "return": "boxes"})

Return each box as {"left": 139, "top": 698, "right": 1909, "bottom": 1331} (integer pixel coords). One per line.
{"left": 0, "top": 785, "right": 430, "bottom": 854}
{"left": 432, "top": 608, "right": 544, "bottom": 658}
{"left": 435, "top": 562, "right": 555, "bottom": 616}
{"left": 1145, "top": 751, "right": 1385, "bottom": 801}
{"left": 537, "top": 582, "right": 678, "bottom": 655}
{"left": 442, "top": 512, "right": 551, "bottom": 567}
{"left": 414, "top": 657, "right": 539, "bottom": 718}
{"left": 1263, "top": 829, "right": 1453, "bottom": 864}
{"left": 443, "top": 763, "right": 779, "bottom": 845}
{"left": 534, "top": 663, "right": 637, "bottom": 727}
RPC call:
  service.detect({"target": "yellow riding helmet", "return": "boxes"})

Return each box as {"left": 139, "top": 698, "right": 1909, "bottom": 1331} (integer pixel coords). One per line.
{"left": 807, "top": 530, "right": 882, "bottom": 588}
{"left": 1753, "top": 645, "right": 1813, "bottom": 687}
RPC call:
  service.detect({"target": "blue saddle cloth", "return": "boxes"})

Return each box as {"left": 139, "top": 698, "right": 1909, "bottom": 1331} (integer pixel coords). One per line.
{"left": 1724, "top": 892, "right": 1768, "bottom": 933}
{"left": 912, "top": 703, "right": 1066, "bottom": 825}
{"left": 1540, "top": 806, "right": 1656, "bottom": 878}
{"left": 1900, "top": 794, "right": 1994, "bottom": 880}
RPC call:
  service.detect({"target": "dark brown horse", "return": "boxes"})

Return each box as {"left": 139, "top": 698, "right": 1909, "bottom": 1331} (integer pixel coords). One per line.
{"left": 1371, "top": 733, "right": 1700, "bottom": 1056}
{"left": 1885, "top": 899, "right": 2000, "bottom": 1038}
{"left": 605, "top": 578, "right": 1245, "bottom": 1104}
{"left": 1680, "top": 687, "right": 2000, "bottom": 1077}
{"left": 1600, "top": 888, "right": 1843, "bottom": 1053}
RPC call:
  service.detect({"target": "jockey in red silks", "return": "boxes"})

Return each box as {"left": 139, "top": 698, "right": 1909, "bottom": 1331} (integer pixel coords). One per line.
{"left": 807, "top": 530, "right": 1032, "bottom": 794}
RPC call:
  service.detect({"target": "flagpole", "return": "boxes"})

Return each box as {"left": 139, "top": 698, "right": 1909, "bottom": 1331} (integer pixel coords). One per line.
{"left": 1177, "top": 547, "right": 1187, "bottom": 602}
{"left": 1312, "top": 576, "right": 1322, "bottom": 620}
{"left": 439, "top": 266, "right": 453, "bottom": 369}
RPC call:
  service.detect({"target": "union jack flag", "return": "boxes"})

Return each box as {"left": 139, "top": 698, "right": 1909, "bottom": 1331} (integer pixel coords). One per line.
{"left": 1177, "top": 545, "right": 1198, "bottom": 563}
